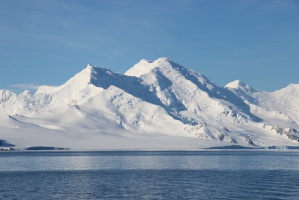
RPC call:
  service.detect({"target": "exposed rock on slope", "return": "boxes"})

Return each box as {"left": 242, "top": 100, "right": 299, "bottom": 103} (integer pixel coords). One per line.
{"left": 1, "top": 57, "right": 298, "bottom": 149}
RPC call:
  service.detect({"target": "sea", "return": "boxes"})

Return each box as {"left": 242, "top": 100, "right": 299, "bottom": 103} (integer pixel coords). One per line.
{"left": 0, "top": 150, "right": 299, "bottom": 200}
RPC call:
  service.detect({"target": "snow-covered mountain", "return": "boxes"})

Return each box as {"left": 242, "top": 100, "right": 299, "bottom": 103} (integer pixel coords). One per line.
{"left": 1, "top": 57, "right": 299, "bottom": 150}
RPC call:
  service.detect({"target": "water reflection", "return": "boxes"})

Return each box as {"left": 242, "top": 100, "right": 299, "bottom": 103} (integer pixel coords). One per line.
{"left": 1, "top": 151, "right": 299, "bottom": 171}
{"left": 2, "top": 169, "right": 299, "bottom": 199}
{"left": 1, "top": 151, "right": 299, "bottom": 199}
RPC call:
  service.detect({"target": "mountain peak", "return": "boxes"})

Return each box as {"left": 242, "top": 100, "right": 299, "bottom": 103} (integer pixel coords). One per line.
{"left": 274, "top": 83, "right": 299, "bottom": 94}
{"left": 155, "top": 57, "right": 170, "bottom": 63}
{"left": 67, "top": 64, "right": 96, "bottom": 85}
{"left": 74, "top": 64, "right": 116, "bottom": 83}
{"left": 225, "top": 80, "right": 244, "bottom": 89}
{"left": 125, "top": 57, "right": 173, "bottom": 77}
{"left": 86, "top": 64, "right": 95, "bottom": 73}
{"left": 286, "top": 83, "right": 299, "bottom": 89}
{"left": 225, "top": 80, "right": 257, "bottom": 94}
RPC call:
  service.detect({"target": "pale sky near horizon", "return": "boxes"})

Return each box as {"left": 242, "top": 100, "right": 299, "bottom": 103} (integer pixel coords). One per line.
{"left": 1, "top": 0, "right": 298, "bottom": 93}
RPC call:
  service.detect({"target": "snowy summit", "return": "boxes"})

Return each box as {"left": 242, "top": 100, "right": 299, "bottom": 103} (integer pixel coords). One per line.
{"left": 1, "top": 57, "right": 299, "bottom": 150}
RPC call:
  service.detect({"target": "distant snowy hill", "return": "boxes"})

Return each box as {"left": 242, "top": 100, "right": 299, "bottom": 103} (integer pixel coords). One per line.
{"left": 1, "top": 57, "right": 299, "bottom": 149}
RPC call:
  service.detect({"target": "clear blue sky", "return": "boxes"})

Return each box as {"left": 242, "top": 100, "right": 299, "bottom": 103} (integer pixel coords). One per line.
{"left": 1, "top": 0, "right": 298, "bottom": 93}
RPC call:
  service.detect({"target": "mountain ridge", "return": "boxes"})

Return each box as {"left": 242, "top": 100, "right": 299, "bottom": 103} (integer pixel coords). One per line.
{"left": 1, "top": 57, "right": 298, "bottom": 149}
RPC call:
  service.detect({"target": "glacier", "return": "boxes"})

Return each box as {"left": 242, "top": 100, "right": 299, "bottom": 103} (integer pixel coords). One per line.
{"left": 1, "top": 57, "right": 299, "bottom": 150}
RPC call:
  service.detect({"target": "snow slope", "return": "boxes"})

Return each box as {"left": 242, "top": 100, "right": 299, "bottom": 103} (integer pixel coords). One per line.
{"left": 1, "top": 57, "right": 298, "bottom": 149}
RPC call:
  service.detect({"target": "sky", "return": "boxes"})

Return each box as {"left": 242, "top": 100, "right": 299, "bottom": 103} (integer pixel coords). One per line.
{"left": 0, "top": 0, "right": 298, "bottom": 93}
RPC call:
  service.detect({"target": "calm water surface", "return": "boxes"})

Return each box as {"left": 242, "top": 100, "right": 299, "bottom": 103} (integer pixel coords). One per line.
{"left": 0, "top": 151, "right": 299, "bottom": 199}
